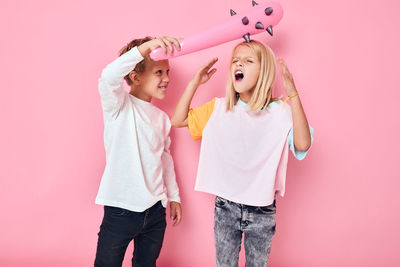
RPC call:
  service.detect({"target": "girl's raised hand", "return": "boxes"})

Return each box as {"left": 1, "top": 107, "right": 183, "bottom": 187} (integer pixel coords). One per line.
{"left": 138, "top": 36, "right": 181, "bottom": 57}
{"left": 277, "top": 58, "right": 298, "bottom": 96}
{"left": 191, "top": 58, "right": 218, "bottom": 87}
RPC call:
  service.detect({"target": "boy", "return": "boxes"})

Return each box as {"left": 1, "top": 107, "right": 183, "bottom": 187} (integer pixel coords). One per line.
{"left": 94, "top": 36, "right": 182, "bottom": 267}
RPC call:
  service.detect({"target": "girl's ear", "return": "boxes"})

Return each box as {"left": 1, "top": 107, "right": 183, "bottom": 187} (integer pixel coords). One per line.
{"left": 129, "top": 71, "right": 141, "bottom": 85}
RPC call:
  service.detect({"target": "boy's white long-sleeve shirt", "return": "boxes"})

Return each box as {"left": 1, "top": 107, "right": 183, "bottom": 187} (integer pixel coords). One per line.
{"left": 95, "top": 46, "right": 180, "bottom": 212}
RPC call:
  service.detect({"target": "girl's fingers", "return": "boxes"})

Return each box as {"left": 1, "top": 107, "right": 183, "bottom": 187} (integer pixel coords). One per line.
{"left": 279, "top": 63, "right": 291, "bottom": 78}
{"left": 277, "top": 58, "right": 287, "bottom": 70}
{"left": 208, "top": 68, "right": 217, "bottom": 77}
{"left": 281, "top": 62, "right": 291, "bottom": 77}
{"left": 277, "top": 57, "right": 285, "bottom": 65}
{"left": 201, "top": 58, "right": 218, "bottom": 71}
{"left": 195, "top": 58, "right": 218, "bottom": 80}
{"left": 277, "top": 59, "right": 296, "bottom": 88}
{"left": 279, "top": 62, "right": 288, "bottom": 74}
{"left": 208, "top": 57, "right": 218, "bottom": 67}
{"left": 203, "top": 68, "right": 217, "bottom": 83}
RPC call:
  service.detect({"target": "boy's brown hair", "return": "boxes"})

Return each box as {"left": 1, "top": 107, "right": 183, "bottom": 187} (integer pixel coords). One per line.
{"left": 119, "top": 36, "right": 153, "bottom": 85}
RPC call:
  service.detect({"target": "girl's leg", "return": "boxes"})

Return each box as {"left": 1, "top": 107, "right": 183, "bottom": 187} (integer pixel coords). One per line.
{"left": 243, "top": 201, "right": 276, "bottom": 267}
{"left": 214, "top": 196, "right": 243, "bottom": 267}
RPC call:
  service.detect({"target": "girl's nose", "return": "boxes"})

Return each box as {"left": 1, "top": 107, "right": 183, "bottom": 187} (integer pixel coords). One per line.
{"left": 236, "top": 61, "right": 243, "bottom": 67}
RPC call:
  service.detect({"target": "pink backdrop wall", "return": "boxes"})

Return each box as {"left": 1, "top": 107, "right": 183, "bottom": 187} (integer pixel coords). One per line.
{"left": 1, "top": 0, "right": 399, "bottom": 266}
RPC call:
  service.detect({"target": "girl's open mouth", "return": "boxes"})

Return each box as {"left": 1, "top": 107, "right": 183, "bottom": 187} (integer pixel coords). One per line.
{"left": 235, "top": 70, "right": 244, "bottom": 81}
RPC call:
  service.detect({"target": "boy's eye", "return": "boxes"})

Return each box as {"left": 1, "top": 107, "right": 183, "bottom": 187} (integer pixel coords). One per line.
{"left": 156, "top": 70, "right": 162, "bottom": 74}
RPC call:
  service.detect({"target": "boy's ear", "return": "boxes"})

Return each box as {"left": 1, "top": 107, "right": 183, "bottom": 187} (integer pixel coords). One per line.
{"left": 129, "top": 71, "right": 141, "bottom": 85}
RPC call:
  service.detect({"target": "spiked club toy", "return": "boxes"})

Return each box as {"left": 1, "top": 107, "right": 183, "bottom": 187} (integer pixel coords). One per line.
{"left": 150, "top": 0, "right": 283, "bottom": 61}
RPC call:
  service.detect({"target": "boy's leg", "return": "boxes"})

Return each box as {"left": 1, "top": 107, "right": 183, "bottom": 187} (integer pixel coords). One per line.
{"left": 95, "top": 206, "right": 144, "bottom": 267}
{"left": 243, "top": 201, "right": 276, "bottom": 267}
{"left": 214, "top": 196, "right": 243, "bottom": 267}
{"left": 132, "top": 201, "right": 167, "bottom": 267}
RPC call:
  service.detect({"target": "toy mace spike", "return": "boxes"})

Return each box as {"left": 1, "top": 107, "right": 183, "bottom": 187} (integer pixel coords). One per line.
{"left": 150, "top": 1, "right": 283, "bottom": 60}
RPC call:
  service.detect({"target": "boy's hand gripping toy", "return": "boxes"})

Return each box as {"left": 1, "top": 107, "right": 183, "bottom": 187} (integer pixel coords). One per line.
{"left": 150, "top": 0, "right": 283, "bottom": 61}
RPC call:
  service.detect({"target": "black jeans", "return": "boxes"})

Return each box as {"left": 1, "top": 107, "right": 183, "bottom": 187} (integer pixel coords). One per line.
{"left": 94, "top": 201, "right": 166, "bottom": 267}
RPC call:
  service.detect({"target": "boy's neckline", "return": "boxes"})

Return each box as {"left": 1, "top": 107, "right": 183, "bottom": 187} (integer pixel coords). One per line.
{"left": 129, "top": 94, "right": 152, "bottom": 105}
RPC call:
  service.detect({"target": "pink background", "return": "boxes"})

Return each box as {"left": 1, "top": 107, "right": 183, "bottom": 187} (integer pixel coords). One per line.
{"left": 1, "top": 0, "right": 399, "bottom": 266}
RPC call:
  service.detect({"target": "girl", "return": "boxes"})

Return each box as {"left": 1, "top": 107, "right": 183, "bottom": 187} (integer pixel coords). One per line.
{"left": 171, "top": 40, "right": 313, "bottom": 266}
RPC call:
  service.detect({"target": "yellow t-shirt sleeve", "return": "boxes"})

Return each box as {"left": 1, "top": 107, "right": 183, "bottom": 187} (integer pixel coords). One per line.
{"left": 187, "top": 98, "right": 216, "bottom": 141}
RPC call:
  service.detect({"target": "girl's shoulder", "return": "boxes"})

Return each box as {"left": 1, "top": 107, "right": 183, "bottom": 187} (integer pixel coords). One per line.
{"left": 268, "top": 99, "right": 281, "bottom": 107}
{"left": 266, "top": 100, "right": 292, "bottom": 116}
{"left": 212, "top": 97, "right": 225, "bottom": 108}
{"left": 266, "top": 99, "right": 283, "bottom": 110}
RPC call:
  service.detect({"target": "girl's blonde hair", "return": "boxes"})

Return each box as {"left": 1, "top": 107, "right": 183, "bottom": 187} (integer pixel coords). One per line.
{"left": 225, "top": 40, "right": 278, "bottom": 111}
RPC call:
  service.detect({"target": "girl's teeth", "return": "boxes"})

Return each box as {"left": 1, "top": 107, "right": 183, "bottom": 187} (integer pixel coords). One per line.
{"left": 235, "top": 71, "right": 244, "bottom": 81}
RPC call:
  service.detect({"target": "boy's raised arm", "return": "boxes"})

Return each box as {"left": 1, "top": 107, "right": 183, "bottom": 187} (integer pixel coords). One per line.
{"left": 98, "top": 47, "right": 144, "bottom": 115}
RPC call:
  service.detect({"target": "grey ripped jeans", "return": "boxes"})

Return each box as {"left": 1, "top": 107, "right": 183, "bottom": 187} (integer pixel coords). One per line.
{"left": 214, "top": 196, "right": 276, "bottom": 267}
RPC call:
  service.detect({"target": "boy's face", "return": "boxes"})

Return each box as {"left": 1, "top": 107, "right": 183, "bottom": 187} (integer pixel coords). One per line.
{"left": 230, "top": 45, "right": 260, "bottom": 95}
{"left": 136, "top": 59, "right": 170, "bottom": 100}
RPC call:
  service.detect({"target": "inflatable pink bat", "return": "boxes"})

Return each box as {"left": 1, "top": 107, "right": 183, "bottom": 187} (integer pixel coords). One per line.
{"left": 150, "top": 0, "right": 283, "bottom": 61}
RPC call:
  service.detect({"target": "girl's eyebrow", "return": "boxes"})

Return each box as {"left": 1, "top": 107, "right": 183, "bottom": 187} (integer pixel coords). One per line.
{"left": 232, "top": 56, "right": 254, "bottom": 60}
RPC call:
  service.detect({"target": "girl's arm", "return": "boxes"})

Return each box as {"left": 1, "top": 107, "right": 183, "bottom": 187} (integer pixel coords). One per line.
{"left": 277, "top": 58, "right": 312, "bottom": 151}
{"left": 171, "top": 58, "right": 218, "bottom": 128}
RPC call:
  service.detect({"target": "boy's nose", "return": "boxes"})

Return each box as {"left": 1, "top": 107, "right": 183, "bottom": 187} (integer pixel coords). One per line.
{"left": 162, "top": 74, "right": 169, "bottom": 82}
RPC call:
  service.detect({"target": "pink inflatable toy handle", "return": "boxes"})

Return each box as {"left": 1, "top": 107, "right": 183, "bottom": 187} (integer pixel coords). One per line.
{"left": 150, "top": 0, "right": 283, "bottom": 61}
